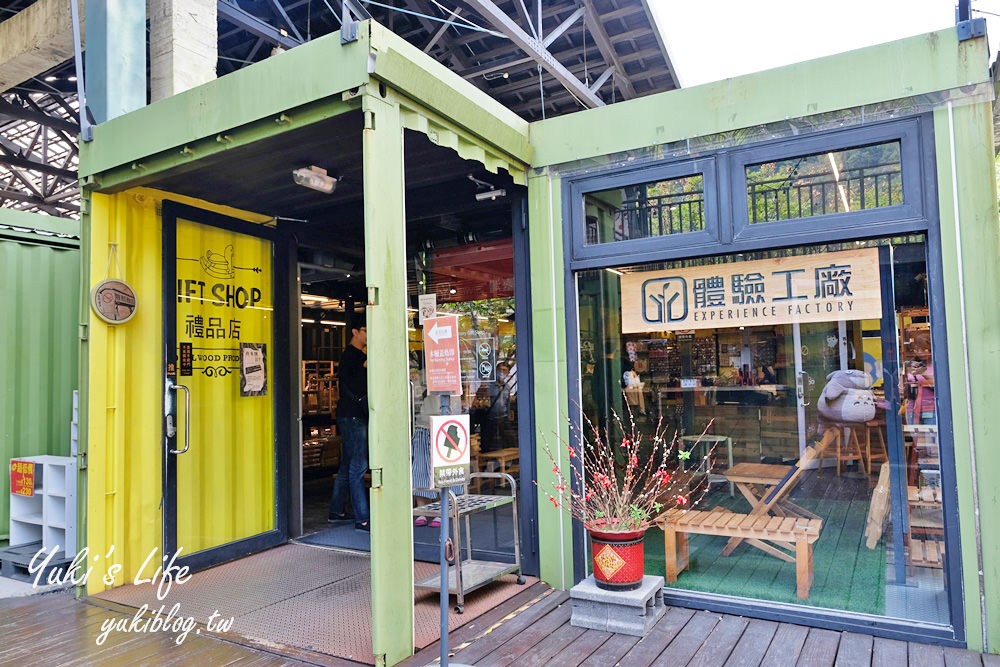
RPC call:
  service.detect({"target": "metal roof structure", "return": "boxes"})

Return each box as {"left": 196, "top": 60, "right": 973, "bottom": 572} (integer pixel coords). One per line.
{"left": 0, "top": 0, "right": 678, "bottom": 219}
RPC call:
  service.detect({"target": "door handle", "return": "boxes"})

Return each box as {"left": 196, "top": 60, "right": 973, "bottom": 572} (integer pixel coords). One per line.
{"left": 797, "top": 371, "right": 811, "bottom": 407}
{"left": 169, "top": 383, "right": 192, "bottom": 454}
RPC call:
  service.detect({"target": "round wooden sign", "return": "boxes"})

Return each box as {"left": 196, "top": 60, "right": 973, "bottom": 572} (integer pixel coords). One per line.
{"left": 91, "top": 278, "right": 138, "bottom": 324}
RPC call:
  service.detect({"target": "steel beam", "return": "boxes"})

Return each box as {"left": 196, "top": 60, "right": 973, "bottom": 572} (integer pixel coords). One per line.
{"left": 461, "top": 0, "right": 604, "bottom": 108}
{"left": 218, "top": 0, "right": 302, "bottom": 50}
{"left": 0, "top": 99, "right": 79, "bottom": 134}
{"left": 0, "top": 188, "right": 63, "bottom": 215}
{"left": 0, "top": 153, "right": 76, "bottom": 180}
{"left": 267, "top": 0, "right": 304, "bottom": 42}
{"left": 581, "top": 0, "right": 635, "bottom": 98}
{"left": 542, "top": 6, "right": 584, "bottom": 48}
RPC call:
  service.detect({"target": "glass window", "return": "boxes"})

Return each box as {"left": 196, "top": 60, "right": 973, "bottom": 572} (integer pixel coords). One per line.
{"left": 409, "top": 240, "right": 520, "bottom": 498}
{"left": 584, "top": 172, "right": 705, "bottom": 245}
{"left": 746, "top": 141, "right": 903, "bottom": 224}
{"left": 577, "top": 236, "right": 948, "bottom": 625}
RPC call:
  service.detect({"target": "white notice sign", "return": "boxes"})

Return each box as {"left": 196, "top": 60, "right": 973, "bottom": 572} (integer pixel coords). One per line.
{"left": 418, "top": 293, "right": 437, "bottom": 325}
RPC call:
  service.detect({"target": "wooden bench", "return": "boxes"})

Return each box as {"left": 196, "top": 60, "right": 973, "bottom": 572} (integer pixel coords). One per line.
{"left": 655, "top": 508, "right": 823, "bottom": 599}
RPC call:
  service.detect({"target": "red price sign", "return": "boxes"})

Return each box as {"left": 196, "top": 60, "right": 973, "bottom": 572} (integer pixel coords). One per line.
{"left": 10, "top": 459, "right": 35, "bottom": 497}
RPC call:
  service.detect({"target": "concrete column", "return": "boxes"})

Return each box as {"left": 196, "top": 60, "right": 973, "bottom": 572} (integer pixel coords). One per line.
{"left": 148, "top": 0, "right": 217, "bottom": 103}
{"left": 85, "top": 0, "right": 145, "bottom": 123}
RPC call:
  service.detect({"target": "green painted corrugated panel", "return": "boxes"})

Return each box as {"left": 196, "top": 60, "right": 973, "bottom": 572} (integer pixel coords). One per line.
{"left": 0, "top": 239, "right": 80, "bottom": 541}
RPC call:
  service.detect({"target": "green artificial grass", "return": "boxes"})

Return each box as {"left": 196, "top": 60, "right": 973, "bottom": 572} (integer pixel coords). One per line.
{"left": 644, "top": 495, "right": 886, "bottom": 615}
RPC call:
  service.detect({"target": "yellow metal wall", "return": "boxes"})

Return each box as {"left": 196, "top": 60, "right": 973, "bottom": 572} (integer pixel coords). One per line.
{"left": 86, "top": 188, "right": 271, "bottom": 593}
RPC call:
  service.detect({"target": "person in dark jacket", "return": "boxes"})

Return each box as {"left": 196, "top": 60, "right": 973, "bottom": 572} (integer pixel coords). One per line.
{"left": 329, "top": 315, "right": 370, "bottom": 531}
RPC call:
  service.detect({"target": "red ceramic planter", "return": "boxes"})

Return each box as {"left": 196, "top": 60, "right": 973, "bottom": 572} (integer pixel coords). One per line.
{"left": 587, "top": 524, "right": 647, "bottom": 591}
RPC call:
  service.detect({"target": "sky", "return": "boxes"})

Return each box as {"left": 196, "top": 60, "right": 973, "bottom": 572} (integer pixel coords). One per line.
{"left": 649, "top": 0, "right": 1000, "bottom": 88}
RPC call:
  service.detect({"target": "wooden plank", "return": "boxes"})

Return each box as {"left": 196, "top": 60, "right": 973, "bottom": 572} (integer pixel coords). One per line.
{"left": 765, "top": 516, "right": 784, "bottom": 533}
{"left": 759, "top": 623, "right": 809, "bottom": 667}
{"left": 833, "top": 632, "right": 874, "bottom": 667}
{"left": 687, "top": 615, "right": 750, "bottom": 667}
{"left": 546, "top": 629, "right": 612, "bottom": 667}
{"left": 927, "top": 541, "right": 941, "bottom": 565}
{"left": 779, "top": 517, "right": 797, "bottom": 535}
{"left": 475, "top": 603, "right": 572, "bottom": 666}
{"left": 706, "top": 511, "right": 732, "bottom": 528}
{"left": 679, "top": 511, "right": 704, "bottom": 527}
{"left": 397, "top": 582, "right": 551, "bottom": 665}
{"left": 942, "top": 645, "right": 986, "bottom": 667}
{"left": 796, "top": 540, "right": 812, "bottom": 598}
{"left": 450, "top": 591, "right": 570, "bottom": 665}
{"left": 981, "top": 651, "right": 1000, "bottom": 667}
{"left": 578, "top": 631, "right": 640, "bottom": 667}
{"left": 665, "top": 526, "right": 680, "bottom": 581}
{"left": 617, "top": 606, "right": 696, "bottom": 667}
{"left": 655, "top": 610, "right": 721, "bottom": 665}
{"left": 872, "top": 637, "right": 909, "bottom": 667}
{"left": 795, "top": 627, "right": 841, "bottom": 667}
{"left": 909, "top": 642, "right": 946, "bottom": 667}
{"left": 723, "top": 619, "right": 780, "bottom": 667}
{"left": 509, "top": 621, "right": 586, "bottom": 667}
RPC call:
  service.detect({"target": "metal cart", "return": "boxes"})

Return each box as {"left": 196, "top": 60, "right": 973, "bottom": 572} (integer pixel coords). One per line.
{"left": 413, "top": 472, "right": 525, "bottom": 613}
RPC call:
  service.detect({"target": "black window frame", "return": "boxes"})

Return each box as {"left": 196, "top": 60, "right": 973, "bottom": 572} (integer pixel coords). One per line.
{"left": 568, "top": 157, "right": 721, "bottom": 264}
{"left": 731, "top": 118, "right": 925, "bottom": 243}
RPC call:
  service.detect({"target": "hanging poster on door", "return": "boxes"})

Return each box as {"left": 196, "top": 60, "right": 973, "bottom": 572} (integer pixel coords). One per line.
{"left": 620, "top": 247, "right": 881, "bottom": 333}
{"left": 240, "top": 343, "right": 268, "bottom": 396}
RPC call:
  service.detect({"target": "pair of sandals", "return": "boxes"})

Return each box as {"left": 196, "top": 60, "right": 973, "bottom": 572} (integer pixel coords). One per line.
{"left": 414, "top": 516, "right": 441, "bottom": 528}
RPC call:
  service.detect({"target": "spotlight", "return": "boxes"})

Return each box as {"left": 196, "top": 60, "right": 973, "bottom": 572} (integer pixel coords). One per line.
{"left": 475, "top": 188, "right": 506, "bottom": 201}
{"left": 292, "top": 166, "right": 337, "bottom": 194}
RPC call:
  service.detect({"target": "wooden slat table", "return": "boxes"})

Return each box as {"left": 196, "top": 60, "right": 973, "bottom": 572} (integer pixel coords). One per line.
{"left": 479, "top": 447, "right": 520, "bottom": 488}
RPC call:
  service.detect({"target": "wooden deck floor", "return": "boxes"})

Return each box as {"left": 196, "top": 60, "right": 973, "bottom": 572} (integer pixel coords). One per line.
{"left": 400, "top": 583, "right": 999, "bottom": 667}
{"left": 3, "top": 584, "right": 999, "bottom": 667}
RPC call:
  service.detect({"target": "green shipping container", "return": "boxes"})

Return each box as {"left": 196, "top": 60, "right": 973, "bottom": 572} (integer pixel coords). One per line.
{"left": 0, "top": 209, "right": 80, "bottom": 542}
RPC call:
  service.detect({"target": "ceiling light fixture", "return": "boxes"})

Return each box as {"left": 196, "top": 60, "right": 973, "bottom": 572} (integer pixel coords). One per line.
{"left": 292, "top": 166, "right": 337, "bottom": 194}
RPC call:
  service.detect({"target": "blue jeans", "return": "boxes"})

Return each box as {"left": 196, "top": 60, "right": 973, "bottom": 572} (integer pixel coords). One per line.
{"left": 329, "top": 417, "right": 370, "bottom": 524}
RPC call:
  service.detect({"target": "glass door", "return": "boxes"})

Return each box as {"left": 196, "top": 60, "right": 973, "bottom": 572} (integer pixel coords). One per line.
{"left": 163, "top": 202, "right": 285, "bottom": 570}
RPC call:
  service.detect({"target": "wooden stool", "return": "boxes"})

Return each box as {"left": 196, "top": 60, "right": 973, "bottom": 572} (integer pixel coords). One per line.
{"left": 830, "top": 424, "right": 867, "bottom": 476}
{"left": 865, "top": 419, "right": 888, "bottom": 473}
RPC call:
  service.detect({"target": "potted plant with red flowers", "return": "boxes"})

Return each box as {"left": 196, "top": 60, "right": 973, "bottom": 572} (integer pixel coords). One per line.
{"left": 540, "top": 407, "right": 714, "bottom": 591}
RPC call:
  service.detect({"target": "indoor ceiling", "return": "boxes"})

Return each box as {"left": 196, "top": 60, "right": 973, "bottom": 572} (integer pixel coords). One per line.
{"left": 0, "top": 0, "right": 677, "bottom": 220}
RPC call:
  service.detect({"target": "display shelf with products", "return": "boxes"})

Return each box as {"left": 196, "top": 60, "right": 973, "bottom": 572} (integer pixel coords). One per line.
{"left": 302, "top": 360, "right": 338, "bottom": 416}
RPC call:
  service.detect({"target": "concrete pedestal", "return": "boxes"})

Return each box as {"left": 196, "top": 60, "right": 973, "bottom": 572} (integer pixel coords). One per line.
{"left": 569, "top": 575, "right": 665, "bottom": 637}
